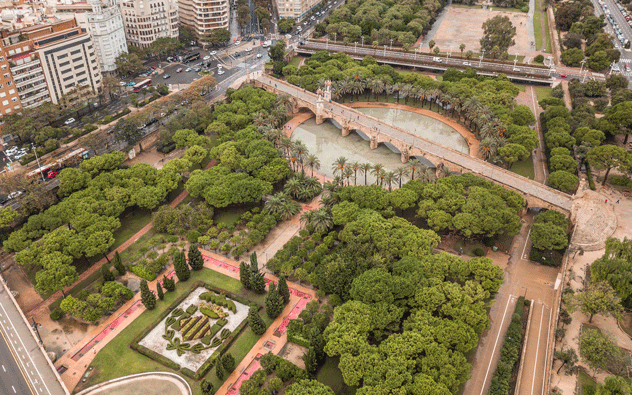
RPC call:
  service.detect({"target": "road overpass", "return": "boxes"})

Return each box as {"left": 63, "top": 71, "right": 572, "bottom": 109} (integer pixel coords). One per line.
{"left": 296, "top": 40, "right": 605, "bottom": 84}
{"left": 250, "top": 74, "right": 574, "bottom": 213}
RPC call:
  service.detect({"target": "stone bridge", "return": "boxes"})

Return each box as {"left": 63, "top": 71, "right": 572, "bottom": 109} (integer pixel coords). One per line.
{"left": 248, "top": 74, "right": 574, "bottom": 214}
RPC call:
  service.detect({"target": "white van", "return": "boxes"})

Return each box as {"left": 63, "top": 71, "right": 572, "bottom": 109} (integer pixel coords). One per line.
{"left": 432, "top": 57, "right": 443, "bottom": 63}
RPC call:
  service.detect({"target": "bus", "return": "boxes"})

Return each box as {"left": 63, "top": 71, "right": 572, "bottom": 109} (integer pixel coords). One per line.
{"left": 133, "top": 79, "right": 152, "bottom": 92}
{"left": 183, "top": 52, "right": 200, "bottom": 63}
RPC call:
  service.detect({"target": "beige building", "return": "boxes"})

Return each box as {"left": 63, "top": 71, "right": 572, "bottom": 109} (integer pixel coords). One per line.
{"left": 0, "top": 17, "right": 101, "bottom": 135}
{"left": 119, "top": 0, "right": 179, "bottom": 48}
{"left": 276, "top": 0, "right": 319, "bottom": 21}
{"left": 178, "top": 0, "right": 229, "bottom": 38}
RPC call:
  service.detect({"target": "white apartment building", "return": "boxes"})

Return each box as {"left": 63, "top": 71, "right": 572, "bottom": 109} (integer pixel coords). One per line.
{"left": 53, "top": 0, "right": 128, "bottom": 73}
{"left": 119, "top": 0, "right": 179, "bottom": 49}
{"left": 178, "top": 0, "right": 229, "bottom": 38}
{"left": 277, "top": 0, "right": 319, "bottom": 21}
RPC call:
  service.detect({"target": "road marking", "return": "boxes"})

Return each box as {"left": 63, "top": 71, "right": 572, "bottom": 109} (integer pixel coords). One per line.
{"left": 2, "top": 365, "right": 5, "bottom": 372}
{"left": 480, "top": 294, "right": 516, "bottom": 395}
{"left": 531, "top": 304, "right": 544, "bottom": 395}
{"left": 13, "top": 385, "right": 16, "bottom": 393}
{"left": 543, "top": 306, "right": 552, "bottom": 394}
{"left": 522, "top": 228, "right": 532, "bottom": 260}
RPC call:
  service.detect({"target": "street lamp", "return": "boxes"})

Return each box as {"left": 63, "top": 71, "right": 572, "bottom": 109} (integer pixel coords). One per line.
{"left": 32, "top": 143, "right": 44, "bottom": 182}
{"left": 513, "top": 54, "right": 518, "bottom": 71}
{"left": 414, "top": 48, "right": 418, "bottom": 60}
{"left": 479, "top": 49, "right": 486, "bottom": 67}
{"left": 448, "top": 45, "right": 453, "bottom": 59}
{"left": 354, "top": 42, "right": 357, "bottom": 53}
{"left": 361, "top": 36, "right": 364, "bottom": 47}
{"left": 390, "top": 39, "right": 393, "bottom": 50}
{"left": 384, "top": 45, "right": 387, "bottom": 57}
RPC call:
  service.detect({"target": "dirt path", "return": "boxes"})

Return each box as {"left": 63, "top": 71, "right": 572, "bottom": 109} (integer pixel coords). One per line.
{"left": 538, "top": 0, "right": 547, "bottom": 52}
{"left": 516, "top": 86, "right": 547, "bottom": 183}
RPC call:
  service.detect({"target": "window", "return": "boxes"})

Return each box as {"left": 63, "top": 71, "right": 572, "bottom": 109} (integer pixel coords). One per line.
{"left": 8, "top": 89, "right": 14, "bottom": 94}
{"left": 2, "top": 100, "right": 8, "bottom": 106}
{"left": 11, "top": 97, "right": 16, "bottom": 102}
{"left": 61, "top": 68, "right": 71, "bottom": 74}
{"left": 63, "top": 76, "right": 73, "bottom": 81}
{"left": 5, "top": 109, "right": 11, "bottom": 114}
{"left": 3, "top": 73, "right": 7, "bottom": 79}
{"left": 1, "top": 65, "right": 5, "bottom": 71}
{"left": 0, "top": 92, "right": 6, "bottom": 98}
{"left": 59, "top": 61, "right": 70, "bottom": 67}
{"left": 70, "top": 49, "right": 81, "bottom": 55}
{"left": 7, "top": 81, "right": 11, "bottom": 86}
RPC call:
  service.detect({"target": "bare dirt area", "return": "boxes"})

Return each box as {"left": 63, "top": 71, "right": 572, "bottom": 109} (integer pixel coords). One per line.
{"left": 432, "top": 7, "right": 532, "bottom": 54}
{"left": 2, "top": 262, "right": 43, "bottom": 313}
{"left": 278, "top": 342, "right": 308, "bottom": 370}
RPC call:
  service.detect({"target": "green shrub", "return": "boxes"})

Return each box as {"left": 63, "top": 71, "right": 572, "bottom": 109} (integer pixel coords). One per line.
{"left": 221, "top": 328, "right": 231, "bottom": 339}
{"left": 211, "top": 337, "right": 222, "bottom": 347}
{"left": 534, "top": 54, "right": 544, "bottom": 63}
{"left": 186, "top": 304, "right": 198, "bottom": 314}
{"left": 474, "top": 247, "right": 485, "bottom": 257}
{"left": 201, "top": 307, "right": 219, "bottom": 318}
{"left": 187, "top": 230, "right": 201, "bottom": 243}
{"left": 201, "top": 335, "right": 212, "bottom": 345}
{"left": 586, "top": 166, "right": 596, "bottom": 190}
{"left": 488, "top": 296, "right": 525, "bottom": 395}
{"left": 167, "top": 235, "right": 179, "bottom": 243}
{"left": 49, "top": 309, "right": 63, "bottom": 320}
{"left": 129, "top": 264, "right": 156, "bottom": 281}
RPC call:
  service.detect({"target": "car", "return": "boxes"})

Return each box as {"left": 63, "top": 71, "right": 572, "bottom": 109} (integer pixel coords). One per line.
{"left": 625, "top": 64, "right": 631, "bottom": 71}
{"left": 186, "top": 67, "right": 192, "bottom": 72}
{"left": 432, "top": 57, "right": 443, "bottom": 63}
{"left": 285, "top": 34, "right": 292, "bottom": 39}
{"left": 235, "top": 40, "right": 241, "bottom": 45}
{"left": 234, "top": 52, "right": 240, "bottom": 57}
{"left": 210, "top": 51, "right": 217, "bottom": 55}
{"left": 218, "top": 64, "right": 223, "bottom": 69}
{"left": 310, "top": 16, "right": 315, "bottom": 20}
{"left": 167, "top": 57, "right": 174, "bottom": 62}
{"left": 161, "top": 112, "right": 167, "bottom": 117}
{"left": 256, "top": 53, "right": 263, "bottom": 58}
{"left": 119, "top": 81, "right": 126, "bottom": 86}
{"left": 65, "top": 118, "right": 76, "bottom": 125}
{"left": 245, "top": 47, "right": 252, "bottom": 52}
{"left": 127, "top": 82, "right": 136, "bottom": 86}
{"left": 218, "top": 70, "right": 225, "bottom": 75}
{"left": 204, "top": 55, "right": 211, "bottom": 60}
{"left": 14, "top": 152, "right": 27, "bottom": 159}
{"left": 463, "top": 61, "right": 470, "bottom": 66}
{"left": 46, "top": 170, "right": 58, "bottom": 179}
{"left": 7, "top": 191, "right": 22, "bottom": 200}
{"left": 163, "top": 74, "right": 171, "bottom": 79}
{"left": 194, "top": 67, "right": 201, "bottom": 72}
{"left": 559, "top": 73, "right": 567, "bottom": 78}
{"left": 176, "top": 68, "right": 183, "bottom": 73}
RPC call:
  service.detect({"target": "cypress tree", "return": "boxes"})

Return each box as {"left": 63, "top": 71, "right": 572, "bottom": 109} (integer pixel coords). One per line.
{"left": 249, "top": 252, "right": 258, "bottom": 273}
{"left": 156, "top": 282, "right": 164, "bottom": 300}
{"left": 174, "top": 250, "right": 190, "bottom": 282}
{"left": 251, "top": 271, "right": 266, "bottom": 294}
{"left": 188, "top": 244, "right": 204, "bottom": 271}
{"left": 162, "top": 275, "right": 175, "bottom": 292}
{"left": 248, "top": 306, "right": 267, "bottom": 335}
{"left": 265, "top": 282, "right": 284, "bottom": 319}
{"left": 101, "top": 263, "right": 115, "bottom": 282}
{"left": 200, "top": 379, "right": 213, "bottom": 395}
{"left": 140, "top": 280, "right": 156, "bottom": 310}
{"left": 239, "top": 261, "right": 251, "bottom": 289}
{"left": 112, "top": 251, "right": 126, "bottom": 276}
{"left": 215, "top": 357, "right": 225, "bottom": 380}
{"left": 278, "top": 276, "right": 290, "bottom": 305}
{"left": 222, "top": 352, "right": 236, "bottom": 373}
{"left": 302, "top": 347, "right": 319, "bottom": 374}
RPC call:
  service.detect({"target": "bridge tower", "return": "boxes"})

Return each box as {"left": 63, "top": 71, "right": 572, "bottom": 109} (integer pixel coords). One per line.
{"left": 315, "top": 80, "right": 331, "bottom": 125}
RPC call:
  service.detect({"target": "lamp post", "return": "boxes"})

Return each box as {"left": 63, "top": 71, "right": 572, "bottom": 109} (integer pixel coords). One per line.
{"left": 361, "top": 36, "right": 364, "bottom": 47}
{"left": 448, "top": 45, "right": 453, "bottom": 59}
{"left": 32, "top": 143, "right": 44, "bottom": 182}
{"left": 414, "top": 48, "right": 418, "bottom": 60}
{"left": 479, "top": 49, "right": 486, "bottom": 67}
{"left": 390, "top": 38, "right": 393, "bottom": 50}
{"left": 384, "top": 45, "right": 387, "bottom": 57}
{"left": 513, "top": 55, "right": 518, "bottom": 71}
{"left": 354, "top": 42, "right": 357, "bottom": 53}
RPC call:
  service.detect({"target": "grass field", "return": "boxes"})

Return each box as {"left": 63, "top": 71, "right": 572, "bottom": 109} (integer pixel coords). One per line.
{"left": 577, "top": 369, "right": 597, "bottom": 395}
{"left": 316, "top": 356, "right": 357, "bottom": 394}
{"left": 214, "top": 206, "right": 249, "bottom": 228}
{"left": 288, "top": 56, "right": 305, "bottom": 68}
{"left": 534, "top": 86, "right": 553, "bottom": 102}
{"left": 534, "top": 0, "right": 544, "bottom": 50}
{"left": 82, "top": 268, "right": 271, "bottom": 395}
{"left": 511, "top": 155, "right": 535, "bottom": 180}
{"left": 544, "top": 6, "right": 552, "bottom": 53}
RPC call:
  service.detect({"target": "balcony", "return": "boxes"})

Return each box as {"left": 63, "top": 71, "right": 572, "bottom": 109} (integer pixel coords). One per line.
{"left": 10, "top": 58, "right": 41, "bottom": 72}
{"left": 18, "top": 80, "right": 47, "bottom": 96}
{"left": 15, "top": 75, "right": 45, "bottom": 89}
{"left": 12, "top": 66, "right": 44, "bottom": 79}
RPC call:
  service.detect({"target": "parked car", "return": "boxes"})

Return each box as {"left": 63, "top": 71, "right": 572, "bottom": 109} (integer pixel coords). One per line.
{"left": 218, "top": 70, "right": 225, "bottom": 75}
{"left": 256, "top": 53, "right": 263, "bottom": 58}
{"left": 186, "top": 67, "right": 192, "bottom": 72}
{"left": 46, "top": 170, "right": 58, "bottom": 179}
{"left": 235, "top": 41, "right": 241, "bottom": 45}
{"left": 163, "top": 74, "right": 171, "bottom": 79}
{"left": 210, "top": 51, "right": 217, "bottom": 56}
{"left": 65, "top": 118, "right": 76, "bottom": 125}
{"left": 176, "top": 68, "right": 183, "bottom": 73}
{"left": 285, "top": 34, "right": 292, "bottom": 39}
{"left": 559, "top": 73, "right": 567, "bottom": 78}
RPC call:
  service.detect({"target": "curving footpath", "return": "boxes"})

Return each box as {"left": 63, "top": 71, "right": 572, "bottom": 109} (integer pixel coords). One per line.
{"left": 75, "top": 372, "right": 191, "bottom": 395}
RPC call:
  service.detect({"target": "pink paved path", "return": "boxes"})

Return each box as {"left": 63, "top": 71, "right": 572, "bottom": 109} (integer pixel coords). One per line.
{"left": 226, "top": 357, "right": 261, "bottom": 395}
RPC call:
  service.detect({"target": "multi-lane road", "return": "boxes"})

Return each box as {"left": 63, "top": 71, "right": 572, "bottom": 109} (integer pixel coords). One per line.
{"left": 592, "top": 0, "right": 632, "bottom": 76}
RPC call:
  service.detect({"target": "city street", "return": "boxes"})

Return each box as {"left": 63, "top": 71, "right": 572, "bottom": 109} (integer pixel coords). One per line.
{"left": 0, "top": 280, "right": 67, "bottom": 395}
{"left": 591, "top": 0, "right": 632, "bottom": 77}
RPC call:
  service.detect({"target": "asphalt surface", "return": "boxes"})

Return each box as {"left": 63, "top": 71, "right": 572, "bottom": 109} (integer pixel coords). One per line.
{"left": 592, "top": 0, "right": 632, "bottom": 75}
{"left": 0, "top": 281, "right": 67, "bottom": 395}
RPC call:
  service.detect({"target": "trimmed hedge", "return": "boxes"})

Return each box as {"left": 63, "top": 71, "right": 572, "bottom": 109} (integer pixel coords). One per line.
{"left": 488, "top": 296, "right": 526, "bottom": 395}
{"left": 201, "top": 307, "right": 219, "bottom": 318}
{"left": 130, "top": 264, "right": 156, "bottom": 281}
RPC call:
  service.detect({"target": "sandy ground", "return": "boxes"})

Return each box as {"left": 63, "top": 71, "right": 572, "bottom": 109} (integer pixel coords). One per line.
{"left": 432, "top": 7, "right": 533, "bottom": 55}
{"left": 139, "top": 287, "right": 248, "bottom": 371}
{"left": 78, "top": 373, "right": 189, "bottom": 395}
{"left": 278, "top": 342, "right": 308, "bottom": 370}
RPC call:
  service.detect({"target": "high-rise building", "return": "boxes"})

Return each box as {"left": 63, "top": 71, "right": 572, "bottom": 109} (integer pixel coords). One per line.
{"left": 178, "top": 0, "right": 229, "bottom": 38}
{"left": 55, "top": 0, "right": 128, "bottom": 73}
{"left": 119, "top": 0, "right": 179, "bottom": 48}
{"left": 276, "top": 0, "right": 319, "bottom": 21}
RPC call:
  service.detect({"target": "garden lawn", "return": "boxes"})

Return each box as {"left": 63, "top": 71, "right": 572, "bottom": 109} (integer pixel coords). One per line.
{"left": 83, "top": 268, "right": 270, "bottom": 395}
{"left": 510, "top": 155, "right": 535, "bottom": 180}
{"left": 317, "top": 356, "right": 357, "bottom": 394}
{"left": 288, "top": 56, "right": 305, "bottom": 68}
{"left": 533, "top": 0, "right": 543, "bottom": 50}
{"left": 214, "top": 207, "right": 249, "bottom": 228}
{"left": 577, "top": 369, "right": 597, "bottom": 395}
{"left": 534, "top": 86, "right": 552, "bottom": 102}
{"left": 544, "top": 8, "right": 552, "bottom": 53}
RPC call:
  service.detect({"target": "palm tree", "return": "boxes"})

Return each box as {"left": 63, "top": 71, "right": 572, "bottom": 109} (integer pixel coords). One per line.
{"left": 284, "top": 177, "right": 302, "bottom": 199}
{"left": 305, "top": 207, "right": 334, "bottom": 233}
{"left": 459, "top": 43, "right": 466, "bottom": 54}
{"left": 420, "top": 167, "right": 437, "bottom": 183}
{"left": 275, "top": 94, "right": 294, "bottom": 115}
{"left": 407, "top": 159, "right": 422, "bottom": 181}
{"left": 306, "top": 154, "right": 321, "bottom": 177}
{"left": 366, "top": 79, "right": 382, "bottom": 101}
{"left": 394, "top": 166, "right": 409, "bottom": 188}
{"left": 279, "top": 137, "right": 294, "bottom": 158}
{"left": 343, "top": 166, "right": 353, "bottom": 186}
{"left": 265, "top": 192, "right": 301, "bottom": 220}
{"left": 360, "top": 163, "right": 372, "bottom": 185}
{"left": 332, "top": 156, "right": 348, "bottom": 177}
{"left": 350, "top": 162, "right": 361, "bottom": 185}
{"left": 293, "top": 140, "right": 308, "bottom": 173}
{"left": 385, "top": 171, "right": 396, "bottom": 191}
{"left": 372, "top": 163, "right": 384, "bottom": 185}
{"left": 437, "top": 163, "right": 451, "bottom": 178}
